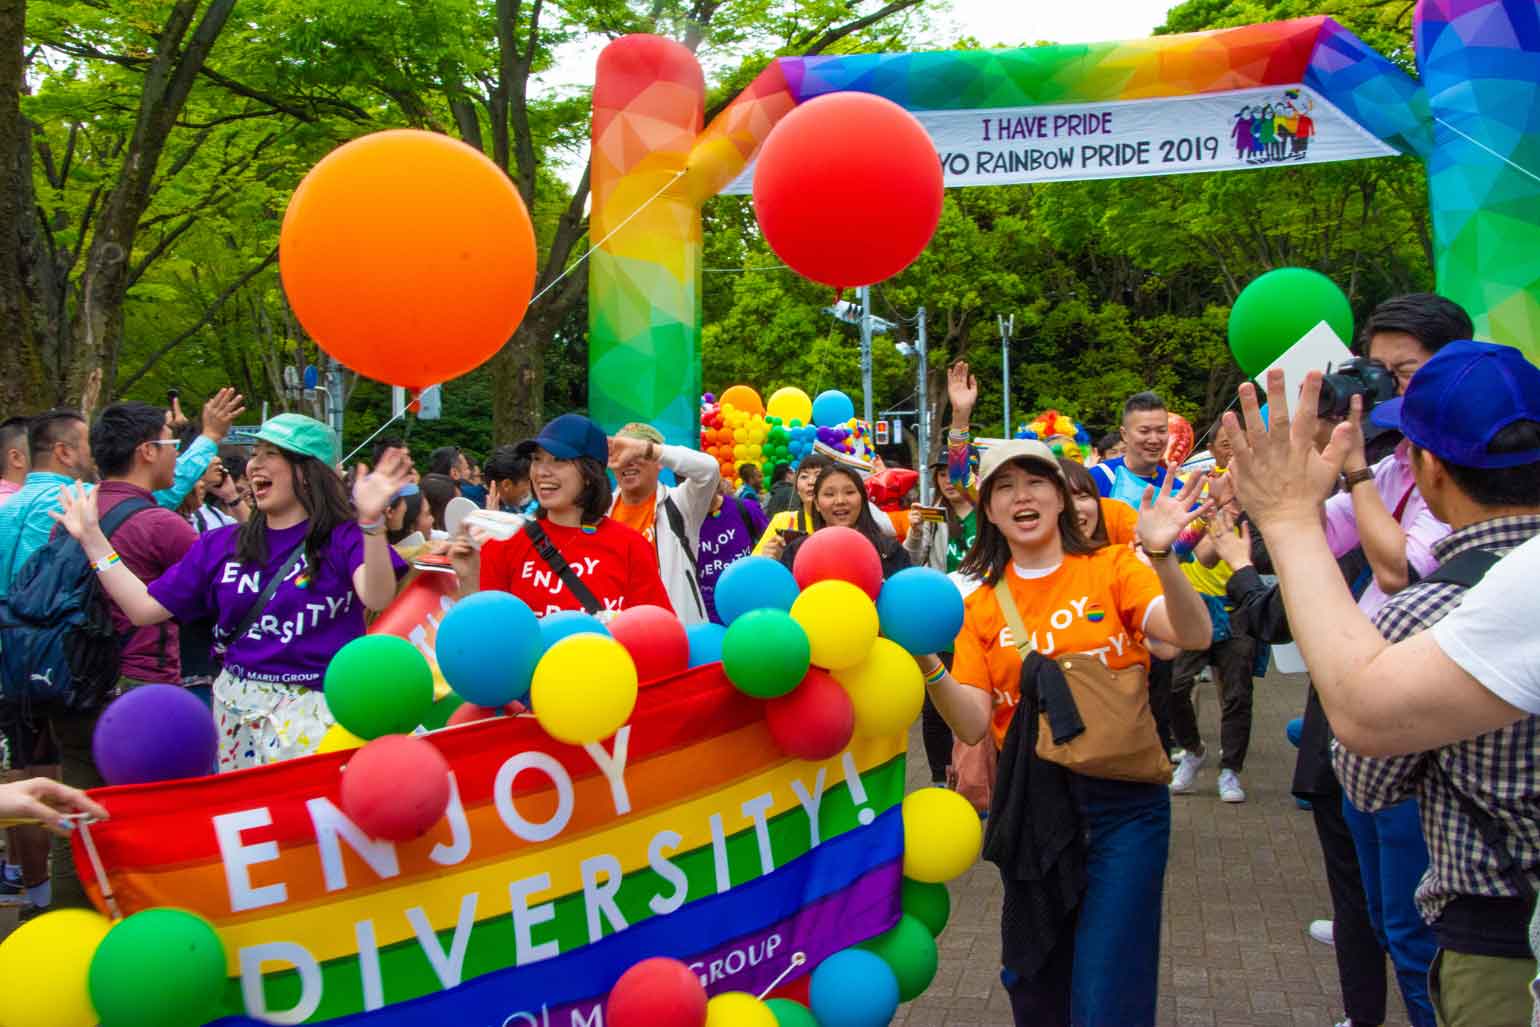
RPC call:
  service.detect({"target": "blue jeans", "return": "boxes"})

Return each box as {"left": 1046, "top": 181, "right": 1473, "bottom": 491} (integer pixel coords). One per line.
{"left": 1342, "top": 794, "right": 1438, "bottom": 1027}
{"left": 1006, "top": 778, "right": 1171, "bottom": 1026}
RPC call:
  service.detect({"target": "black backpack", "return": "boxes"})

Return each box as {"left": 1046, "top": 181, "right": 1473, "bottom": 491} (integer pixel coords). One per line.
{"left": 0, "top": 496, "right": 155, "bottom": 713}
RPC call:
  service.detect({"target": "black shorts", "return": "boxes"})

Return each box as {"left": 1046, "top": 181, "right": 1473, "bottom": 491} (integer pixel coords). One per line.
{"left": 0, "top": 703, "right": 60, "bottom": 771}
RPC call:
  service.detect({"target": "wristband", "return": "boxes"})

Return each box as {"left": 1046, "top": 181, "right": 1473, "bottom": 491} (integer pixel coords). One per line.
{"left": 358, "top": 518, "right": 384, "bottom": 536}
{"left": 1141, "top": 546, "right": 1173, "bottom": 561}
{"left": 923, "top": 661, "right": 948, "bottom": 686}
{"left": 92, "top": 551, "right": 122, "bottom": 575}
{"left": 1342, "top": 467, "right": 1374, "bottom": 489}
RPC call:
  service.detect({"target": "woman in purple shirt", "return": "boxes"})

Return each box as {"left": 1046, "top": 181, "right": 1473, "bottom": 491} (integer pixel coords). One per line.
{"left": 52, "top": 414, "right": 411, "bottom": 771}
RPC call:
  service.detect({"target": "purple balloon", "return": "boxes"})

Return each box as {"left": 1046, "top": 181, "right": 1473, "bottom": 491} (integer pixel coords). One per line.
{"left": 702, "top": 392, "right": 717, "bottom": 404}
{"left": 93, "top": 684, "right": 218, "bottom": 785}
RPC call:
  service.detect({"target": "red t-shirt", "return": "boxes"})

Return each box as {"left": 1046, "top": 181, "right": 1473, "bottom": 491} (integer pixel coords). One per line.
{"left": 479, "top": 517, "right": 673, "bottom": 617}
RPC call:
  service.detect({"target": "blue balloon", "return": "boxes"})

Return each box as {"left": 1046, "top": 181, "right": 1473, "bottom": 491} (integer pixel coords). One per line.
{"left": 810, "top": 949, "right": 899, "bottom": 1027}
{"left": 876, "top": 567, "right": 965, "bottom": 655}
{"left": 685, "top": 622, "right": 727, "bottom": 667}
{"left": 714, "top": 556, "right": 801, "bottom": 625}
{"left": 812, "top": 390, "right": 856, "bottom": 428}
{"left": 539, "top": 609, "right": 611, "bottom": 649}
{"left": 436, "top": 592, "right": 542, "bottom": 706}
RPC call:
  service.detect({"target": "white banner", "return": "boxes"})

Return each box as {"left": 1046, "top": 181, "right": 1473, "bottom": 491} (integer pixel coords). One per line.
{"left": 722, "top": 85, "right": 1397, "bottom": 194}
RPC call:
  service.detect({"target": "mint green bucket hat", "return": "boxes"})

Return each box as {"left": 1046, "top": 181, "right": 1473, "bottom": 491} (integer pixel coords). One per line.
{"left": 254, "top": 413, "right": 339, "bottom": 466}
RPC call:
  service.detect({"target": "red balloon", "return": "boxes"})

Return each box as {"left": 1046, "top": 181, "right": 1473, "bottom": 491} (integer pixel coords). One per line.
{"left": 608, "top": 605, "right": 690, "bottom": 683}
{"left": 791, "top": 526, "right": 884, "bottom": 599}
{"left": 447, "top": 701, "right": 525, "bottom": 726}
{"left": 766, "top": 669, "right": 854, "bottom": 761}
{"left": 753, "top": 93, "right": 944, "bottom": 289}
{"left": 1165, "top": 412, "right": 1195, "bottom": 467}
{"left": 340, "top": 735, "right": 451, "bottom": 841}
{"left": 606, "top": 957, "right": 707, "bottom": 1027}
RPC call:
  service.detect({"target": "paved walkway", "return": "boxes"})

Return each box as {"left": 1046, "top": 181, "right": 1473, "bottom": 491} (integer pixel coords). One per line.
{"left": 897, "top": 665, "right": 1411, "bottom": 1026}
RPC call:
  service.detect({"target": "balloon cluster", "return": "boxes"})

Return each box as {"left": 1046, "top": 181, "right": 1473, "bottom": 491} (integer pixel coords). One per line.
{"left": 0, "top": 906, "right": 228, "bottom": 1027}
{"left": 700, "top": 385, "right": 822, "bottom": 484}
{"left": 1015, "top": 409, "right": 1092, "bottom": 462}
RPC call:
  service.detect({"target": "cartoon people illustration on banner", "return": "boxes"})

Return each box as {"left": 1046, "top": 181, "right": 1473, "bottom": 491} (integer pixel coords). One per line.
{"left": 1231, "top": 90, "right": 1315, "bottom": 165}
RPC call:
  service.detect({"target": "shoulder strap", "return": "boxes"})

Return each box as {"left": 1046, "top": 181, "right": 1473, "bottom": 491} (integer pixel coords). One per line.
{"left": 736, "top": 500, "right": 758, "bottom": 540}
{"left": 1391, "top": 482, "right": 1416, "bottom": 523}
{"left": 1422, "top": 548, "right": 1502, "bottom": 590}
{"left": 98, "top": 496, "right": 155, "bottom": 540}
{"left": 226, "top": 542, "right": 307, "bottom": 649}
{"left": 522, "top": 519, "right": 602, "bottom": 615}
{"left": 660, "top": 496, "right": 706, "bottom": 617}
{"left": 991, "top": 577, "right": 1035, "bottom": 657}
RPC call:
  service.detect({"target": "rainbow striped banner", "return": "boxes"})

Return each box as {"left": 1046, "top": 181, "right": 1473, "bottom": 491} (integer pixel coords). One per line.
{"left": 73, "top": 668, "right": 906, "bottom": 1024}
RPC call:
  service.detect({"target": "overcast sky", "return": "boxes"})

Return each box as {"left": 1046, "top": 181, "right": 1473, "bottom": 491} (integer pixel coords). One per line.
{"left": 946, "top": 0, "right": 1179, "bottom": 46}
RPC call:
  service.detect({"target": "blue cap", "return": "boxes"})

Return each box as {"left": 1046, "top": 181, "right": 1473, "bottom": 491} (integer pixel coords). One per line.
{"left": 1370, "top": 340, "right": 1540, "bottom": 469}
{"left": 516, "top": 413, "right": 609, "bottom": 464}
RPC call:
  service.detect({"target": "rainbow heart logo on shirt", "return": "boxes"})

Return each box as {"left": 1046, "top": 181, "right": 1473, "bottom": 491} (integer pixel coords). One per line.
{"left": 294, "top": 571, "right": 312, "bottom": 590}
{"left": 1085, "top": 604, "right": 1106, "bottom": 623}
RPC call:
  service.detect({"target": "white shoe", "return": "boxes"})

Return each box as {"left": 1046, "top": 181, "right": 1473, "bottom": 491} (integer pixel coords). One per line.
{"left": 1309, "top": 919, "right": 1335, "bottom": 947}
{"left": 1217, "top": 769, "right": 1246, "bottom": 803}
{"left": 1170, "top": 749, "right": 1206, "bottom": 793}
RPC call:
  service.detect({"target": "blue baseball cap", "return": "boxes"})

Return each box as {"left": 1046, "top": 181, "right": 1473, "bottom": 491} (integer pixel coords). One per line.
{"left": 1370, "top": 339, "right": 1540, "bottom": 468}
{"left": 516, "top": 413, "right": 608, "bottom": 464}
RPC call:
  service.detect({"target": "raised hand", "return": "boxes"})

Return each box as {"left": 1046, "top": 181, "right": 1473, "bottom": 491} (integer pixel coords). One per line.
{"left": 0, "top": 778, "right": 109, "bottom": 835}
{"left": 1222, "top": 369, "right": 1353, "bottom": 533}
{"left": 947, "top": 360, "right": 978, "bottom": 427}
{"left": 1136, "top": 465, "right": 1212, "bottom": 553}
{"left": 607, "top": 434, "right": 655, "bottom": 470}
{"left": 1208, "top": 507, "right": 1253, "bottom": 569}
{"left": 353, "top": 448, "right": 413, "bottom": 523}
{"left": 49, "top": 482, "right": 102, "bottom": 543}
{"left": 199, "top": 387, "right": 247, "bottom": 442}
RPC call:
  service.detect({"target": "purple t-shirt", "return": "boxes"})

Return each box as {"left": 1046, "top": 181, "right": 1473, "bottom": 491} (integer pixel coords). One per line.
{"left": 148, "top": 520, "right": 405, "bottom": 690}
{"left": 697, "top": 495, "right": 769, "bottom": 624}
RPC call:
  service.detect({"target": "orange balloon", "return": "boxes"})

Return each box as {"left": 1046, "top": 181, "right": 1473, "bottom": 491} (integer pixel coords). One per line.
{"left": 719, "top": 386, "right": 765, "bottom": 416}
{"left": 279, "top": 130, "right": 536, "bottom": 389}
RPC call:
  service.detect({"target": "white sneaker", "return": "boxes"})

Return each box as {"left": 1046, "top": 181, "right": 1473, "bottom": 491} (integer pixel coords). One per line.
{"left": 1217, "top": 769, "right": 1246, "bottom": 803}
{"left": 1170, "top": 749, "right": 1206, "bottom": 793}
{"left": 1309, "top": 919, "right": 1335, "bottom": 947}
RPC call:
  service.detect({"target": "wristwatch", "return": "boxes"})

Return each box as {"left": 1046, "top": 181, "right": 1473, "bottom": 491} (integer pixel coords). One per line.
{"left": 1342, "top": 467, "right": 1375, "bottom": 490}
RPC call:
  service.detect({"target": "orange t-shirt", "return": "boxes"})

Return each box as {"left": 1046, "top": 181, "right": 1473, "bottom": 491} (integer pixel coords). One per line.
{"left": 1098, "top": 498, "right": 1139, "bottom": 546}
{"left": 611, "top": 495, "right": 657, "bottom": 544}
{"left": 950, "top": 545, "right": 1164, "bottom": 750}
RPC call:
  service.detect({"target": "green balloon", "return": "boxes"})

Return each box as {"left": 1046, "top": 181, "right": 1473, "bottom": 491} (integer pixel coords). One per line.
{"left": 902, "top": 878, "right": 951, "bottom": 937}
{"left": 1227, "top": 267, "right": 1354, "bottom": 377}
{"left": 324, "top": 635, "right": 434, "bottom": 739}
{"left": 89, "top": 908, "right": 226, "bottom": 1027}
{"left": 859, "top": 913, "right": 939, "bottom": 1002}
{"left": 722, "top": 609, "right": 811, "bottom": 698}
{"left": 421, "top": 694, "right": 465, "bottom": 731}
{"left": 766, "top": 997, "right": 819, "bottom": 1027}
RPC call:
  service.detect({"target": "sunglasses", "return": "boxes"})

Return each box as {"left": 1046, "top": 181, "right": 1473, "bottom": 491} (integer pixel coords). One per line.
{"left": 147, "top": 439, "right": 182, "bottom": 453}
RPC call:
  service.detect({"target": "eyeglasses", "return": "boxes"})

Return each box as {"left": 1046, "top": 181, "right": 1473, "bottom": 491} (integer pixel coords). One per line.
{"left": 147, "top": 439, "right": 182, "bottom": 453}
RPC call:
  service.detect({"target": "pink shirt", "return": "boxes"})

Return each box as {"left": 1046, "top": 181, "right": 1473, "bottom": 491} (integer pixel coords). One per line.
{"left": 0, "top": 480, "right": 19, "bottom": 505}
{"left": 1324, "top": 440, "right": 1449, "bottom": 620}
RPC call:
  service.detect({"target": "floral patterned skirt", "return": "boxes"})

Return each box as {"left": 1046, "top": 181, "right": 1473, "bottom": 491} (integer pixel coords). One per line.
{"left": 212, "top": 670, "right": 333, "bottom": 772}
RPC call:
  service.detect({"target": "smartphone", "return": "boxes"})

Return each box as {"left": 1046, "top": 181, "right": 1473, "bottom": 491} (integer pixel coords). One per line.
{"left": 914, "top": 504, "right": 948, "bottom": 523}
{"left": 779, "top": 529, "right": 809, "bottom": 545}
{"left": 167, "top": 388, "right": 180, "bottom": 403}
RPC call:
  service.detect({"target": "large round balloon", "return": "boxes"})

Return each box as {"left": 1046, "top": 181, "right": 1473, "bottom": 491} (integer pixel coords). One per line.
{"left": 279, "top": 130, "right": 537, "bottom": 388}
{"left": 766, "top": 387, "right": 814, "bottom": 426}
{"left": 1227, "top": 267, "right": 1353, "bottom": 377}
{"left": 531, "top": 634, "right": 639, "bottom": 744}
{"left": 89, "top": 908, "right": 227, "bottom": 1027}
{"left": 606, "top": 957, "right": 708, "bottom": 1027}
{"left": 791, "top": 525, "right": 883, "bottom": 598}
{"left": 790, "top": 580, "right": 879, "bottom": 671}
{"left": 540, "top": 609, "right": 612, "bottom": 648}
{"left": 324, "top": 635, "right": 434, "bottom": 739}
{"left": 833, "top": 637, "right": 924, "bottom": 737}
{"left": 722, "top": 609, "right": 811, "bottom": 698}
{"left": 715, "top": 556, "right": 801, "bottom": 625}
{"left": 608, "top": 605, "right": 690, "bottom": 683}
{"left": 808, "top": 949, "right": 900, "bottom": 1027}
{"left": 436, "top": 591, "right": 543, "bottom": 707}
{"left": 876, "top": 567, "right": 965, "bottom": 655}
{"left": 704, "top": 992, "right": 778, "bottom": 1027}
{"left": 0, "top": 908, "right": 112, "bottom": 1027}
{"left": 341, "top": 734, "right": 452, "bottom": 841}
{"left": 685, "top": 622, "right": 728, "bottom": 668}
{"left": 1165, "top": 412, "right": 1195, "bottom": 466}
{"left": 753, "top": 93, "right": 944, "bottom": 289}
{"left": 858, "top": 913, "right": 938, "bottom": 1002}
{"left": 901, "top": 878, "right": 951, "bottom": 937}
{"left": 719, "top": 385, "right": 765, "bottom": 416}
{"left": 766, "top": 669, "right": 854, "bottom": 761}
{"left": 902, "top": 787, "right": 983, "bottom": 883}
{"left": 811, "top": 390, "right": 856, "bottom": 429}
{"left": 765, "top": 998, "right": 818, "bottom": 1027}
{"left": 92, "top": 684, "right": 217, "bottom": 785}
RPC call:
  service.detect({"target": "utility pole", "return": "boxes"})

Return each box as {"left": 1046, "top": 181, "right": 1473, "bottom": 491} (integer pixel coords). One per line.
{"left": 326, "top": 355, "right": 346, "bottom": 442}
{"left": 998, "top": 314, "right": 1015, "bottom": 436}
{"left": 917, "top": 306, "right": 930, "bottom": 505}
{"left": 859, "top": 285, "right": 875, "bottom": 427}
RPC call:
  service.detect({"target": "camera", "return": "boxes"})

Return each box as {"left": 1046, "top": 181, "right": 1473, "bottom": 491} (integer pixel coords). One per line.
{"left": 1317, "top": 358, "right": 1397, "bottom": 419}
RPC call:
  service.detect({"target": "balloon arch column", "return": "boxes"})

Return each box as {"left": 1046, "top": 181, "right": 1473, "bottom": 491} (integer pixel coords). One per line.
{"left": 587, "top": 0, "right": 1540, "bottom": 445}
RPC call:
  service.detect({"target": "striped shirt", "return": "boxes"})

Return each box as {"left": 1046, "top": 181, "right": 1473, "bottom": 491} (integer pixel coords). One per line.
{"left": 1333, "top": 514, "right": 1540, "bottom": 924}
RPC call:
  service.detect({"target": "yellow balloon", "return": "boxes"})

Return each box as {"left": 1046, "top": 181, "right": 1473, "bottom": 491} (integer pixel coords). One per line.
{"left": 834, "top": 637, "right": 924, "bottom": 737}
{"left": 766, "top": 386, "right": 814, "bottom": 426}
{"left": 790, "top": 580, "right": 879, "bottom": 670}
{"left": 704, "top": 992, "right": 778, "bottom": 1027}
{"left": 0, "top": 908, "right": 111, "bottom": 1027}
{"left": 902, "top": 787, "right": 983, "bottom": 883}
{"left": 531, "top": 634, "right": 638, "bottom": 745}
{"left": 316, "top": 722, "right": 365, "bottom": 754}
